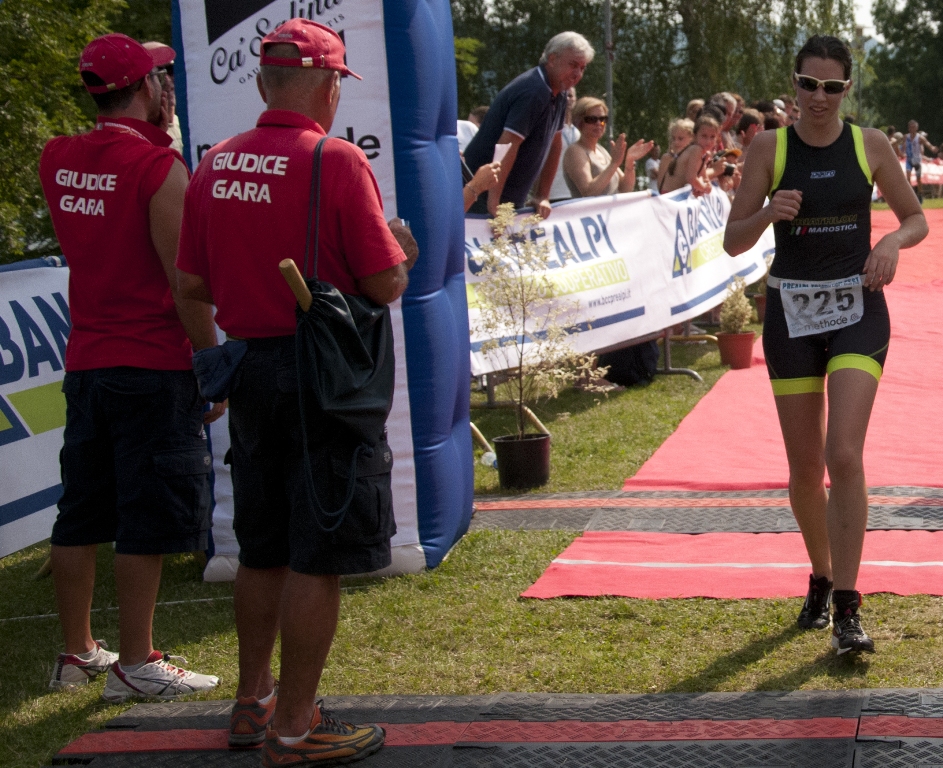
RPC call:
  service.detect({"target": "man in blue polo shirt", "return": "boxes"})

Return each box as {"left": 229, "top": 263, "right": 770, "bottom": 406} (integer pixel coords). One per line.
{"left": 464, "top": 31, "right": 594, "bottom": 219}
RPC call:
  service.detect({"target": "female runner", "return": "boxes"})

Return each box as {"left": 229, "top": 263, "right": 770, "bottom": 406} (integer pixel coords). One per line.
{"left": 724, "top": 35, "right": 927, "bottom": 655}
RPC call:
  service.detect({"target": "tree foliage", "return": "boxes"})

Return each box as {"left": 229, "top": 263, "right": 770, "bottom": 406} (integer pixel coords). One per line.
{"left": 870, "top": 0, "right": 943, "bottom": 141}
{"left": 0, "top": 0, "right": 170, "bottom": 263}
{"left": 0, "top": 0, "right": 123, "bottom": 262}
{"left": 452, "top": 0, "right": 853, "bottom": 145}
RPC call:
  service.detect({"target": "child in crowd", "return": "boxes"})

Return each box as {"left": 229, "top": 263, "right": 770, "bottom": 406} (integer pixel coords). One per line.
{"left": 660, "top": 115, "right": 723, "bottom": 195}
{"left": 656, "top": 117, "right": 694, "bottom": 192}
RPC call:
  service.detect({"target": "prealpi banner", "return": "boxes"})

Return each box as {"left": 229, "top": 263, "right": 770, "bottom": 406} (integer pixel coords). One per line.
{"left": 465, "top": 187, "right": 776, "bottom": 376}
{"left": 0, "top": 262, "right": 70, "bottom": 558}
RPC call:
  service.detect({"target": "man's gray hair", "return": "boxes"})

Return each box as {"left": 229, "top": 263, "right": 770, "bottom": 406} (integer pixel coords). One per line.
{"left": 260, "top": 43, "right": 337, "bottom": 92}
{"left": 539, "top": 32, "right": 594, "bottom": 65}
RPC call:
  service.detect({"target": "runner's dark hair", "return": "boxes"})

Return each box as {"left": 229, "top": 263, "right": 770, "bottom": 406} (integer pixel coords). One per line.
{"left": 795, "top": 35, "right": 852, "bottom": 80}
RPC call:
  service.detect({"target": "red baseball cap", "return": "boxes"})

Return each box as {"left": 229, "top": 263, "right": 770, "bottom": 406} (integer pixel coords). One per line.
{"left": 260, "top": 19, "right": 362, "bottom": 80}
{"left": 80, "top": 33, "right": 175, "bottom": 93}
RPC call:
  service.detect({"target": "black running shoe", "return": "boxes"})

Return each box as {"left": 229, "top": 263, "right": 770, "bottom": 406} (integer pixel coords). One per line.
{"left": 797, "top": 574, "right": 833, "bottom": 630}
{"left": 831, "top": 590, "right": 875, "bottom": 655}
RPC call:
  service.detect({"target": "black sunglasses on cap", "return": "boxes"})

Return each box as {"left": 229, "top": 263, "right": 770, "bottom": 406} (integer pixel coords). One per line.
{"left": 794, "top": 73, "right": 849, "bottom": 95}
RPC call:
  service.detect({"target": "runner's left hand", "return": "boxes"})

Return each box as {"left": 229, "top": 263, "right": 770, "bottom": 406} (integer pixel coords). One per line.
{"left": 862, "top": 235, "right": 899, "bottom": 291}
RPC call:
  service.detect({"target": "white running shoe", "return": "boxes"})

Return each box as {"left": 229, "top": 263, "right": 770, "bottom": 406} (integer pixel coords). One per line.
{"left": 101, "top": 650, "right": 219, "bottom": 702}
{"left": 49, "top": 640, "right": 118, "bottom": 690}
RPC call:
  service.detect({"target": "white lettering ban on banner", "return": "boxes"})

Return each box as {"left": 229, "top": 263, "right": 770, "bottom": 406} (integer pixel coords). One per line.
{"left": 0, "top": 263, "right": 70, "bottom": 558}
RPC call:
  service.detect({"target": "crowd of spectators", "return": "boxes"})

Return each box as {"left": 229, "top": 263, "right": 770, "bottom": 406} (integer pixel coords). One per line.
{"left": 459, "top": 32, "right": 942, "bottom": 213}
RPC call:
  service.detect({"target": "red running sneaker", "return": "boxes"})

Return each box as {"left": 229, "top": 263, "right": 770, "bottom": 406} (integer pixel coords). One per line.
{"left": 230, "top": 686, "right": 278, "bottom": 747}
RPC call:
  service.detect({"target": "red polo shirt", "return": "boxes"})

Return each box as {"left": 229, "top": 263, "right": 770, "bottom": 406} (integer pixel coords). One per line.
{"left": 39, "top": 117, "right": 192, "bottom": 371}
{"left": 177, "top": 110, "right": 405, "bottom": 338}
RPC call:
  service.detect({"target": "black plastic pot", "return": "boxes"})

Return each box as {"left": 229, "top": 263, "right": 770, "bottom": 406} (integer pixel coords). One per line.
{"left": 493, "top": 433, "right": 551, "bottom": 490}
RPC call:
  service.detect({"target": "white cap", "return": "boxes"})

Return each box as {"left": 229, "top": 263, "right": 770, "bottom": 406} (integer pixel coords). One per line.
{"left": 772, "top": 99, "right": 785, "bottom": 110}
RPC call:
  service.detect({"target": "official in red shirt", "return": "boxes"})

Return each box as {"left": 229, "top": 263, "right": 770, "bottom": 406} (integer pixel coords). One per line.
{"left": 177, "top": 19, "right": 416, "bottom": 765}
{"left": 39, "top": 34, "right": 221, "bottom": 701}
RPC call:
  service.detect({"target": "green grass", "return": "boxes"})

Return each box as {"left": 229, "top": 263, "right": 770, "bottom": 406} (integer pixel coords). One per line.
{"left": 471, "top": 336, "right": 731, "bottom": 493}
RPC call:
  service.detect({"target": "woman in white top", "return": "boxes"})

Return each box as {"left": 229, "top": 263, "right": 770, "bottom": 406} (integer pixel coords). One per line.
{"left": 563, "top": 97, "right": 651, "bottom": 198}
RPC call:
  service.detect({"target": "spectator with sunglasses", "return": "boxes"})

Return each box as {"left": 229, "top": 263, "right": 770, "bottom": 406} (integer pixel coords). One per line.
{"left": 562, "top": 97, "right": 652, "bottom": 198}
{"left": 726, "top": 34, "right": 927, "bottom": 658}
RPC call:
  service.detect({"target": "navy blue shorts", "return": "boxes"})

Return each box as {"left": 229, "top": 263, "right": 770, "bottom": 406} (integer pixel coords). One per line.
{"left": 228, "top": 337, "right": 395, "bottom": 576}
{"left": 52, "top": 368, "right": 212, "bottom": 555}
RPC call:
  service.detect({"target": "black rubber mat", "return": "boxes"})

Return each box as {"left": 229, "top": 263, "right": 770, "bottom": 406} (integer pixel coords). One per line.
{"left": 444, "top": 739, "right": 856, "bottom": 767}
{"left": 476, "top": 690, "right": 866, "bottom": 722}
{"left": 863, "top": 690, "right": 943, "bottom": 717}
{"left": 470, "top": 486, "right": 943, "bottom": 533}
{"left": 856, "top": 739, "right": 943, "bottom": 767}
{"left": 51, "top": 747, "right": 444, "bottom": 767}
{"left": 51, "top": 689, "right": 943, "bottom": 767}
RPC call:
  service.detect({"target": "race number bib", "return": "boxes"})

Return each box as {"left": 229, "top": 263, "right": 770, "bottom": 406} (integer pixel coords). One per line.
{"left": 780, "top": 275, "right": 864, "bottom": 339}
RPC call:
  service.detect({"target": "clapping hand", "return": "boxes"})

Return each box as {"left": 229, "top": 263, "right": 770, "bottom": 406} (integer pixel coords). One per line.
{"left": 609, "top": 134, "right": 628, "bottom": 166}
{"left": 624, "top": 139, "right": 654, "bottom": 166}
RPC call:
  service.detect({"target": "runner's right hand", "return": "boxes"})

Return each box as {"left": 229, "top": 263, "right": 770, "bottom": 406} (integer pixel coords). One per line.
{"left": 768, "top": 189, "right": 802, "bottom": 222}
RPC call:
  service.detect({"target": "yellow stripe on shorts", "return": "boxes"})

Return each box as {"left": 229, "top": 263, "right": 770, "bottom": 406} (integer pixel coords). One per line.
{"left": 826, "top": 353, "right": 882, "bottom": 381}
{"left": 770, "top": 376, "right": 825, "bottom": 396}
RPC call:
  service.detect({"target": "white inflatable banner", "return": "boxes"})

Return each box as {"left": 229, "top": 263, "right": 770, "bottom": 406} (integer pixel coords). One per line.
{"left": 177, "top": 0, "right": 396, "bottom": 212}
{"left": 177, "top": 0, "right": 423, "bottom": 577}
{"left": 0, "top": 265, "right": 70, "bottom": 558}
{"left": 465, "top": 187, "right": 775, "bottom": 376}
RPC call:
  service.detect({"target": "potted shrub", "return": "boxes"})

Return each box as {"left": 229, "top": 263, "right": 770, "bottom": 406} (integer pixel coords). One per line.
{"left": 471, "top": 203, "right": 606, "bottom": 489}
{"left": 716, "top": 275, "right": 755, "bottom": 369}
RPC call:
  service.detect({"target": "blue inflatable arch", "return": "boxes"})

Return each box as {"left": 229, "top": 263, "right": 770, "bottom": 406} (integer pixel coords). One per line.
{"left": 384, "top": 0, "right": 473, "bottom": 567}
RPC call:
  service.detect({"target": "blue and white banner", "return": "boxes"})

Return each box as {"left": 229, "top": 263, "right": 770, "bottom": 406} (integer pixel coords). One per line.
{"left": 465, "top": 187, "right": 776, "bottom": 375}
{"left": 0, "top": 261, "right": 69, "bottom": 558}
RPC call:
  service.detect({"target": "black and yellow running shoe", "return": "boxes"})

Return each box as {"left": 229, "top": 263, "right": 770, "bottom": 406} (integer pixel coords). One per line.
{"left": 262, "top": 703, "right": 384, "bottom": 766}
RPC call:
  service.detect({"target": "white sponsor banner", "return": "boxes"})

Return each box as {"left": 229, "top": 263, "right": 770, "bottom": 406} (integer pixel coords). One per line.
{"left": 177, "top": 0, "right": 397, "bottom": 213}
{"left": 0, "top": 265, "right": 70, "bottom": 558}
{"left": 465, "top": 187, "right": 775, "bottom": 376}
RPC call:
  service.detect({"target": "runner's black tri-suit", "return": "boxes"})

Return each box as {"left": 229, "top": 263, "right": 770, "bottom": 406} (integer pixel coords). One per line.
{"left": 763, "top": 123, "right": 889, "bottom": 395}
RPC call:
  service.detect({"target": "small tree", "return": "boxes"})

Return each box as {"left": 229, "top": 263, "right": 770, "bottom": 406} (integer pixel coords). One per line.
{"left": 719, "top": 276, "right": 752, "bottom": 334}
{"left": 471, "top": 203, "right": 606, "bottom": 439}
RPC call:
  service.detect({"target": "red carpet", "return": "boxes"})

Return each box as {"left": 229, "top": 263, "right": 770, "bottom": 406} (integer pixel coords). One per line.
{"left": 522, "top": 530, "right": 943, "bottom": 599}
{"left": 624, "top": 208, "right": 943, "bottom": 491}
